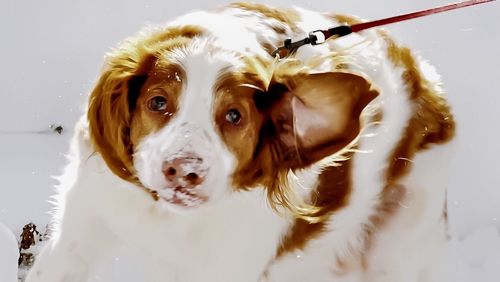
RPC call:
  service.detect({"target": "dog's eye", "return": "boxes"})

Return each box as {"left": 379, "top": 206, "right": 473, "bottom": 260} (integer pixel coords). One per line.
{"left": 148, "top": 96, "right": 168, "bottom": 112}
{"left": 225, "top": 109, "right": 241, "bottom": 125}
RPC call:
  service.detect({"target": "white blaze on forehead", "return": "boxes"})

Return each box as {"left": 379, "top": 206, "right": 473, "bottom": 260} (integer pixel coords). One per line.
{"left": 171, "top": 38, "right": 239, "bottom": 135}
{"left": 133, "top": 39, "right": 238, "bottom": 203}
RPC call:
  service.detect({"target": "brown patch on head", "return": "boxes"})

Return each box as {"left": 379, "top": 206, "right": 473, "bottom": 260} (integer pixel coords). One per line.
{"left": 213, "top": 71, "right": 267, "bottom": 181}
{"left": 129, "top": 64, "right": 184, "bottom": 147}
{"left": 203, "top": 56, "right": 275, "bottom": 193}
{"left": 87, "top": 25, "right": 204, "bottom": 183}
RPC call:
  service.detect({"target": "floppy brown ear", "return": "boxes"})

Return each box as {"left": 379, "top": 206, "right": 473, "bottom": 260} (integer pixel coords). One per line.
{"left": 268, "top": 72, "right": 378, "bottom": 167}
{"left": 87, "top": 50, "right": 153, "bottom": 182}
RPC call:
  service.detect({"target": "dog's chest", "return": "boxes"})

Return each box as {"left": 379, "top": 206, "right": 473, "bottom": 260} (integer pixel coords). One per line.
{"left": 96, "top": 188, "right": 288, "bottom": 281}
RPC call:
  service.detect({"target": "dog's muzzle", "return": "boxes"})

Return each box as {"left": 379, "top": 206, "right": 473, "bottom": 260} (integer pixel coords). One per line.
{"left": 157, "top": 122, "right": 214, "bottom": 208}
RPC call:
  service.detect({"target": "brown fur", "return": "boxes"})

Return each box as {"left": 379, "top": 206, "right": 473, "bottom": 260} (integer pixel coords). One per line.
{"left": 360, "top": 184, "right": 407, "bottom": 268}
{"left": 275, "top": 156, "right": 353, "bottom": 258}
{"left": 87, "top": 26, "right": 204, "bottom": 182}
{"left": 213, "top": 72, "right": 266, "bottom": 183}
{"left": 358, "top": 31, "right": 455, "bottom": 261}
{"left": 130, "top": 64, "right": 184, "bottom": 148}
{"left": 382, "top": 32, "right": 455, "bottom": 184}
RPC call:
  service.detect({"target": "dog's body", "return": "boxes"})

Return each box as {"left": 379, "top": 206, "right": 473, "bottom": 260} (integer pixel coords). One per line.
{"left": 26, "top": 3, "right": 455, "bottom": 282}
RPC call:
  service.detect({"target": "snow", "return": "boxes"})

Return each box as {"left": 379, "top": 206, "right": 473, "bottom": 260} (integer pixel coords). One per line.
{"left": 0, "top": 222, "right": 18, "bottom": 282}
{"left": 0, "top": 0, "right": 499, "bottom": 281}
{"left": 447, "top": 227, "right": 500, "bottom": 282}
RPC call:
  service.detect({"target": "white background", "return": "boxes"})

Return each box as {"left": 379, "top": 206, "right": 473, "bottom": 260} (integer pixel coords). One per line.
{"left": 0, "top": 0, "right": 499, "bottom": 279}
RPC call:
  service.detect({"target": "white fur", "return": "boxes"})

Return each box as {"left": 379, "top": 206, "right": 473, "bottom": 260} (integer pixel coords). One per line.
{"left": 25, "top": 6, "right": 452, "bottom": 282}
{"left": 134, "top": 43, "right": 238, "bottom": 212}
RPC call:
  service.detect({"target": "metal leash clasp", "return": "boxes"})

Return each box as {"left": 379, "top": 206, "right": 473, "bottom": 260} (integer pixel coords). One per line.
{"left": 271, "top": 35, "right": 314, "bottom": 59}
{"left": 271, "top": 26, "right": 353, "bottom": 59}
{"left": 309, "top": 30, "right": 327, "bottom": 45}
{"left": 271, "top": 32, "right": 322, "bottom": 59}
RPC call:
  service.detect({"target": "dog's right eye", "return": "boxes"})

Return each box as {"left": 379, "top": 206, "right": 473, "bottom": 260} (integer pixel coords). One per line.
{"left": 148, "top": 96, "right": 168, "bottom": 112}
{"left": 225, "top": 109, "right": 242, "bottom": 125}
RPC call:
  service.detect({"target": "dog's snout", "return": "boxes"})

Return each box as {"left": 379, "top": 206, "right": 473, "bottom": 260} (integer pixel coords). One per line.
{"left": 162, "top": 156, "right": 206, "bottom": 188}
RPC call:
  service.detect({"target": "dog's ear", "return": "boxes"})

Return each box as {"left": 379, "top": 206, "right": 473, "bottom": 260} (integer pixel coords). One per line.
{"left": 268, "top": 72, "right": 378, "bottom": 167}
{"left": 87, "top": 49, "right": 153, "bottom": 182}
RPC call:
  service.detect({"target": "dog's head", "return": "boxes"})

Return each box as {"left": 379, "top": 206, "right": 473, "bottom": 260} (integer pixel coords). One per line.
{"left": 88, "top": 25, "right": 378, "bottom": 213}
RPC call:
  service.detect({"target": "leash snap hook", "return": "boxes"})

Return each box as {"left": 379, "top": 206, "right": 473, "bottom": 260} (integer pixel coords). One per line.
{"left": 309, "top": 30, "right": 327, "bottom": 45}
{"left": 271, "top": 36, "right": 312, "bottom": 59}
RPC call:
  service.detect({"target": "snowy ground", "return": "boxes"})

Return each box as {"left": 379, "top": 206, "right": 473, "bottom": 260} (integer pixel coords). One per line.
{"left": 0, "top": 223, "right": 18, "bottom": 282}
{"left": 1, "top": 0, "right": 499, "bottom": 281}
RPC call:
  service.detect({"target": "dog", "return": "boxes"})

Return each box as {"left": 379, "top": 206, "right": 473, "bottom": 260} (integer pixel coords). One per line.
{"left": 25, "top": 3, "right": 455, "bottom": 282}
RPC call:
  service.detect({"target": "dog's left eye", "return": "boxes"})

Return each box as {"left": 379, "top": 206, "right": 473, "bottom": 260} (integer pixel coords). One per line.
{"left": 148, "top": 96, "right": 168, "bottom": 112}
{"left": 225, "top": 109, "right": 241, "bottom": 125}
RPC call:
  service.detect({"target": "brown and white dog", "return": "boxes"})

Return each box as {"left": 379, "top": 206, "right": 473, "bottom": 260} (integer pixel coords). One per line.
{"left": 25, "top": 3, "right": 455, "bottom": 282}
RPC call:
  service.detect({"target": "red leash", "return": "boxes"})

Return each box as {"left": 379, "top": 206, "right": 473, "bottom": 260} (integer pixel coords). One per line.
{"left": 272, "top": 0, "right": 496, "bottom": 58}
